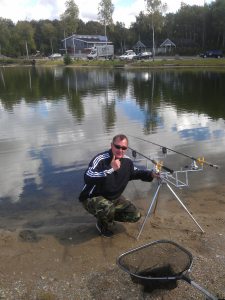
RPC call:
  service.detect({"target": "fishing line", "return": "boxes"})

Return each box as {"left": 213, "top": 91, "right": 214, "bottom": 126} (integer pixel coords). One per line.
{"left": 128, "top": 146, "right": 174, "bottom": 174}
{"left": 128, "top": 135, "right": 219, "bottom": 169}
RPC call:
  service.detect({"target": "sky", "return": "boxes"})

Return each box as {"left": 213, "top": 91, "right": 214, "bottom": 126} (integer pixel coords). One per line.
{"left": 0, "top": 0, "right": 212, "bottom": 28}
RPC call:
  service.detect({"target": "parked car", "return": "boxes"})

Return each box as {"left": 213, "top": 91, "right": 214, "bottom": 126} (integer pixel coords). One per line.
{"left": 200, "top": 50, "right": 223, "bottom": 58}
{"left": 119, "top": 50, "right": 137, "bottom": 60}
{"left": 48, "top": 53, "right": 62, "bottom": 60}
{"left": 133, "top": 51, "right": 152, "bottom": 60}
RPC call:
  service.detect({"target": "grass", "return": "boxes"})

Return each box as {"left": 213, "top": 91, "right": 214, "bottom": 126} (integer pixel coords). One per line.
{"left": 1, "top": 56, "right": 225, "bottom": 69}
{"left": 127, "top": 57, "right": 225, "bottom": 68}
{"left": 49, "top": 56, "right": 225, "bottom": 68}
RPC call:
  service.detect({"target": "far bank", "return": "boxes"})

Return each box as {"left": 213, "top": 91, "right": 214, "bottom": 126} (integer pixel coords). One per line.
{"left": 2, "top": 56, "right": 225, "bottom": 69}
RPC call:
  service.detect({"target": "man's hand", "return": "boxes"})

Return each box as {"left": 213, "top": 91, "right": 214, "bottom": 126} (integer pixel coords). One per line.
{"left": 111, "top": 155, "right": 121, "bottom": 171}
{"left": 151, "top": 171, "right": 161, "bottom": 180}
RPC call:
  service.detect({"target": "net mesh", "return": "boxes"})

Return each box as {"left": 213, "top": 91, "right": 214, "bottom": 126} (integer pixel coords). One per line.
{"left": 118, "top": 240, "right": 192, "bottom": 279}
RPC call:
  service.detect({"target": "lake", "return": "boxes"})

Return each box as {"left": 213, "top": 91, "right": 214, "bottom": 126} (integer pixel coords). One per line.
{"left": 0, "top": 66, "right": 224, "bottom": 217}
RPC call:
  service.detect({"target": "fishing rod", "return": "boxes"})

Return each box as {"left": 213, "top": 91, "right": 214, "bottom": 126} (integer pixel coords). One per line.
{"left": 128, "top": 135, "right": 219, "bottom": 169}
{"left": 128, "top": 146, "right": 174, "bottom": 174}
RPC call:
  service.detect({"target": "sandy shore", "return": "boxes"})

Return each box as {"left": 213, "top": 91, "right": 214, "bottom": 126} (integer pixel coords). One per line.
{"left": 0, "top": 183, "right": 225, "bottom": 300}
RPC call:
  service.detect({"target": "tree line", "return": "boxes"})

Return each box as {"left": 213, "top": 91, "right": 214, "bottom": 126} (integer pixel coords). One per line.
{"left": 0, "top": 0, "right": 225, "bottom": 58}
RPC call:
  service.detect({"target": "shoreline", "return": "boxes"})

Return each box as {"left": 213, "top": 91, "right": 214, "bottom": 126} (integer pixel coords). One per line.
{"left": 0, "top": 183, "right": 224, "bottom": 299}
{"left": 2, "top": 56, "right": 225, "bottom": 70}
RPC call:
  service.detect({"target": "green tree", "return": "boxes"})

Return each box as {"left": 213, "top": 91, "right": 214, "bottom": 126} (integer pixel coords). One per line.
{"left": 80, "top": 21, "right": 103, "bottom": 35}
{"left": 145, "top": 0, "right": 167, "bottom": 59}
{"left": 211, "top": 0, "right": 225, "bottom": 47}
{"left": 60, "top": 0, "right": 79, "bottom": 36}
{"left": 31, "top": 20, "right": 61, "bottom": 56}
{"left": 76, "top": 19, "right": 86, "bottom": 34}
{"left": 98, "top": 0, "right": 114, "bottom": 39}
{"left": 2, "top": 0, "right": 225, "bottom": 58}
{"left": 163, "top": 13, "right": 176, "bottom": 39}
{"left": 0, "top": 18, "right": 14, "bottom": 56}
{"left": 130, "top": 12, "right": 155, "bottom": 50}
{"left": 13, "top": 21, "right": 35, "bottom": 57}
{"left": 110, "top": 22, "right": 128, "bottom": 54}
{"left": 41, "top": 22, "right": 57, "bottom": 54}
{"left": 169, "top": 3, "right": 210, "bottom": 53}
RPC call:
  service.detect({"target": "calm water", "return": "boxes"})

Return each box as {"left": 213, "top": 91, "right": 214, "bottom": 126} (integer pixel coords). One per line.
{"left": 0, "top": 66, "right": 225, "bottom": 216}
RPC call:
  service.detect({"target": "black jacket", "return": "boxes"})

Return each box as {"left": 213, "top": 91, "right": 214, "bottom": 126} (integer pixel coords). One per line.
{"left": 79, "top": 149, "right": 153, "bottom": 201}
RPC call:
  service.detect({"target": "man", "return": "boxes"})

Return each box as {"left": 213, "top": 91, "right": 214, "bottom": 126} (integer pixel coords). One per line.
{"left": 79, "top": 134, "right": 157, "bottom": 237}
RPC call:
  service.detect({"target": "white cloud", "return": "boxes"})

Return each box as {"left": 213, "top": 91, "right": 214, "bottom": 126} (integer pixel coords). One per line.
{"left": 0, "top": 0, "right": 211, "bottom": 28}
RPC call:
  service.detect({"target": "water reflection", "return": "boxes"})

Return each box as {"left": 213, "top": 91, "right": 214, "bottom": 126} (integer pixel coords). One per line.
{"left": 0, "top": 67, "right": 225, "bottom": 209}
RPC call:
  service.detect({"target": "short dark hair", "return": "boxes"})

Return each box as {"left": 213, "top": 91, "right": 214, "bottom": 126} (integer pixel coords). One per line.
{"left": 112, "top": 134, "right": 128, "bottom": 144}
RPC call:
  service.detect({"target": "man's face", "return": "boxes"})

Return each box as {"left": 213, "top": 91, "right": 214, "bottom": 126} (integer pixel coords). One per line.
{"left": 111, "top": 138, "right": 128, "bottom": 159}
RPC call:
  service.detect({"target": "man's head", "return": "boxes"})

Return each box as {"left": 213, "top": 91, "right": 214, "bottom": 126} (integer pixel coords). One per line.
{"left": 111, "top": 134, "right": 128, "bottom": 159}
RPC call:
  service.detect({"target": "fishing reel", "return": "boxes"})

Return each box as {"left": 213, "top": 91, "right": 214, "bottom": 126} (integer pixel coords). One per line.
{"left": 191, "top": 160, "right": 199, "bottom": 170}
{"left": 189, "top": 157, "right": 205, "bottom": 170}
{"left": 152, "top": 161, "right": 163, "bottom": 174}
{"left": 184, "top": 157, "right": 205, "bottom": 170}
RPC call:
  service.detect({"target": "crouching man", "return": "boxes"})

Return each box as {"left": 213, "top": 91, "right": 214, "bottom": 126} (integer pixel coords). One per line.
{"left": 79, "top": 134, "right": 157, "bottom": 237}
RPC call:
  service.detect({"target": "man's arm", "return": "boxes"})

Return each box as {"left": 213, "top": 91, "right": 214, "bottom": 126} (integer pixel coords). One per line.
{"left": 84, "top": 151, "right": 114, "bottom": 184}
{"left": 131, "top": 167, "right": 154, "bottom": 182}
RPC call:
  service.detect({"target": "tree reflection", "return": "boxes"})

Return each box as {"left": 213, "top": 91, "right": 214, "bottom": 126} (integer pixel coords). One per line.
{"left": 131, "top": 69, "right": 225, "bottom": 125}
{"left": 0, "top": 67, "right": 225, "bottom": 131}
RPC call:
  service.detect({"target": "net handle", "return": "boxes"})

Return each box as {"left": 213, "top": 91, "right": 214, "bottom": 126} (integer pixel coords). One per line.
{"left": 182, "top": 275, "right": 218, "bottom": 300}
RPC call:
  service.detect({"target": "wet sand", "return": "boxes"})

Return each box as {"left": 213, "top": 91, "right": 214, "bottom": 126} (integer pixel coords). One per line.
{"left": 0, "top": 183, "right": 225, "bottom": 300}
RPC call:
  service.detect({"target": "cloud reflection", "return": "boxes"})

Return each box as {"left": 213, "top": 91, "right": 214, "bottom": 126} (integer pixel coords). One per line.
{"left": 1, "top": 69, "right": 225, "bottom": 204}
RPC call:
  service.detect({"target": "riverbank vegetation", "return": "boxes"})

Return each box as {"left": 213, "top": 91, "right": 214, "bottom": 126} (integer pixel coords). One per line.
{"left": 1, "top": 56, "right": 225, "bottom": 69}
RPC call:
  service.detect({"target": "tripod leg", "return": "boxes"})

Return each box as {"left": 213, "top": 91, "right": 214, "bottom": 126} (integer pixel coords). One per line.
{"left": 137, "top": 183, "right": 162, "bottom": 240}
{"left": 166, "top": 183, "right": 204, "bottom": 233}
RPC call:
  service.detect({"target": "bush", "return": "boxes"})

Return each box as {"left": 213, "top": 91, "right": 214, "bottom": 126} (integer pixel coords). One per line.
{"left": 64, "top": 54, "right": 72, "bottom": 65}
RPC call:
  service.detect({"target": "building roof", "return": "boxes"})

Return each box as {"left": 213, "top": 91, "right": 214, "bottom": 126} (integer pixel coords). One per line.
{"left": 133, "top": 40, "right": 147, "bottom": 49}
{"left": 160, "top": 38, "right": 176, "bottom": 47}
{"left": 62, "top": 34, "right": 108, "bottom": 44}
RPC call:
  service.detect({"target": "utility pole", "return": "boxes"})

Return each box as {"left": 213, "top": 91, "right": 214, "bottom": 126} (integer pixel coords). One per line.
{"left": 72, "top": 35, "right": 75, "bottom": 58}
{"left": 105, "top": 20, "right": 108, "bottom": 58}
{"left": 50, "top": 39, "right": 53, "bottom": 54}
{"left": 64, "top": 30, "right": 67, "bottom": 55}
{"left": 25, "top": 41, "right": 29, "bottom": 59}
{"left": 149, "top": 20, "right": 155, "bottom": 62}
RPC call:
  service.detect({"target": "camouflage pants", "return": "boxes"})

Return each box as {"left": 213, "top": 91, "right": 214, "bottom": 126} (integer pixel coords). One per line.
{"left": 82, "top": 195, "right": 141, "bottom": 227}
